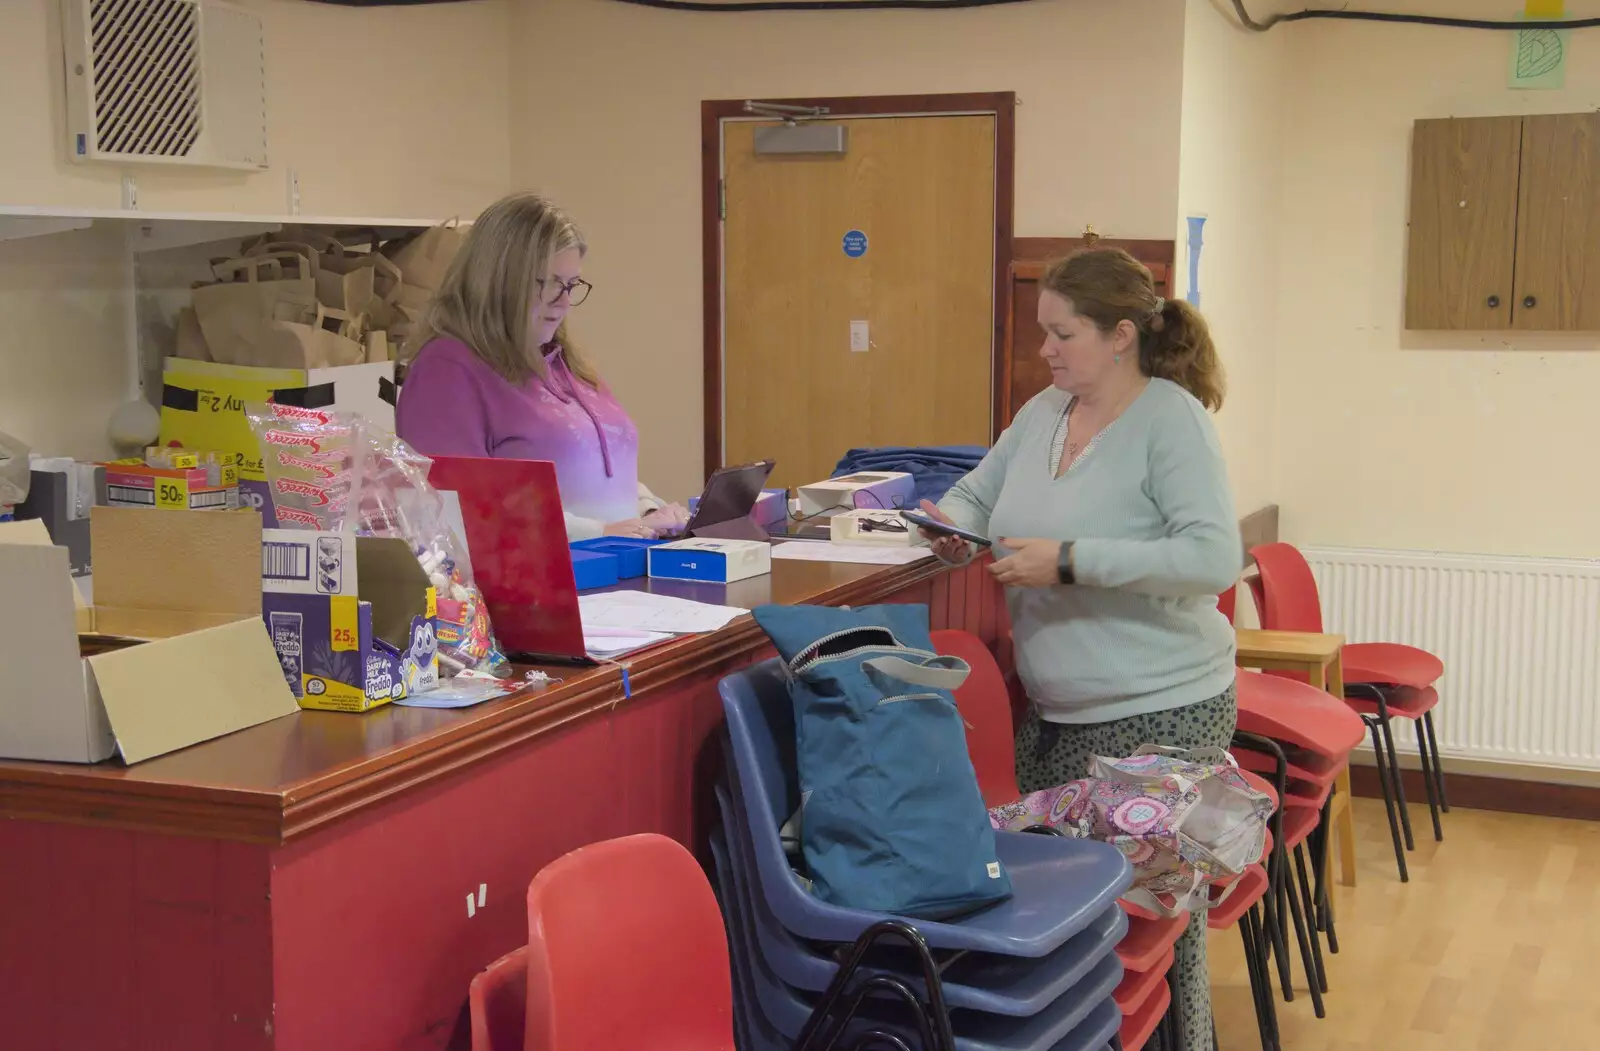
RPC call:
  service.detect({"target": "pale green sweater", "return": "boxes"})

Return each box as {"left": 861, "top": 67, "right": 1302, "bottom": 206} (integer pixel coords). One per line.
{"left": 939, "top": 379, "right": 1239, "bottom": 724}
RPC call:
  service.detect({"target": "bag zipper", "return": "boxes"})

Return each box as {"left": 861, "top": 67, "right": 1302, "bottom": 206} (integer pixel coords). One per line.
{"left": 791, "top": 627, "right": 909, "bottom": 675}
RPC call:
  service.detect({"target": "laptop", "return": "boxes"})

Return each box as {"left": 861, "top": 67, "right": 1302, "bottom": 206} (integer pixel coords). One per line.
{"left": 665, "top": 459, "right": 777, "bottom": 543}
{"left": 425, "top": 455, "right": 590, "bottom": 665}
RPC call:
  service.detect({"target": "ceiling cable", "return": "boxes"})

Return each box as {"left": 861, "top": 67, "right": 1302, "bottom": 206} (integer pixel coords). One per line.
{"left": 1231, "top": 1, "right": 1600, "bottom": 31}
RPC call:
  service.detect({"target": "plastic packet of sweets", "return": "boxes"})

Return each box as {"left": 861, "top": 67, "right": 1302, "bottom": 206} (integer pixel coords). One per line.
{"left": 243, "top": 402, "right": 365, "bottom": 531}
{"left": 355, "top": 426, "right": 511, "bottom": 679}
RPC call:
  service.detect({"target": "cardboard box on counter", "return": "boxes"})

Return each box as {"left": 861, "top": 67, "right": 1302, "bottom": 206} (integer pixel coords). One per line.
{"left": 261, "top": 528, "right": 438, "bottom": 713}
{"left": 0, "top": 508, "right": 297, "bottom": 765}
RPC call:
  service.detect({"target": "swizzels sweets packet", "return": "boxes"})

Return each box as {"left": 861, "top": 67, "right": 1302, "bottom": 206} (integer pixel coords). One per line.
{"left": 244, "top": 402, "right": 365, "bottom": 531}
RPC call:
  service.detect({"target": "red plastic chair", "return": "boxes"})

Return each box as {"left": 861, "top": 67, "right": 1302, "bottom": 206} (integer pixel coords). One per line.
{"left": 469, "top": 946, "right": 528, "bottom": 1051}
{"left": 524, "top": 834, "right": 736, "bottom": 1051}
{"left": 1251, "top": 542, "right": 1448, "bottom": 882}
{"left": 931, "top": 629, "right": 1022, "bottom": 807}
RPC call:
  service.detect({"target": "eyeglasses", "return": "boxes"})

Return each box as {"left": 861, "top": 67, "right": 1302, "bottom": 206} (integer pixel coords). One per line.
{"left": 537, "top": 276, "right": 593, "bottom": 306}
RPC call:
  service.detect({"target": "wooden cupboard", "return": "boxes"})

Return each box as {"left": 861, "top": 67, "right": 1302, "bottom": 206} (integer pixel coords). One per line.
{"left": 1406, "top": 112, "right": 1600, "bottom": 331}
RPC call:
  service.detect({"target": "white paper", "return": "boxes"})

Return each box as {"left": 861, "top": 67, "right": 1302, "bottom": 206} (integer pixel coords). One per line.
{"left": 578, "top": 591, "right": 747, "bottom": 634}
{"left": 770, "top": 542, "right": 934, "bottom": 566}
{"left": 585, "top": 630, "right": 673, "bottom": 658}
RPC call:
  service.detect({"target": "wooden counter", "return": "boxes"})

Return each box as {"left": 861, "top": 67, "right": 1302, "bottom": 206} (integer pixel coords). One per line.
{"left": 0, "top": 554, "right": 1004, "bottom": 1051}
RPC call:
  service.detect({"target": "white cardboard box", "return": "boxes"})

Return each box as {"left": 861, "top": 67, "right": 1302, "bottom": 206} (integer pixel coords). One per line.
{"left": 0, "top": 510, "right": 298, "bottom": 764}
{"left": 797, "top": 471, "right": 915, "bottom": 518}
{"left": 648, "top": 538, "right": 772, "bottom": 584}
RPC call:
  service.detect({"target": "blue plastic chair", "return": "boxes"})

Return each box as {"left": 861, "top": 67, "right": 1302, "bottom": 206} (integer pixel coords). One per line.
{"left": 712, "top": 826, "right": 1124, "bottom": 1051}
{"left": 715, "top": 780, "right": 1127, "bottom": 1018}
{"left": 718, "top": 660, "right": 1132, "bottom": 955}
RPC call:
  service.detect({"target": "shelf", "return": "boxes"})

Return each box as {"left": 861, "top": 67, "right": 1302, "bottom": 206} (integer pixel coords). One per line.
{"left": 0, "top": 204, "right": 448, "bottom": 253}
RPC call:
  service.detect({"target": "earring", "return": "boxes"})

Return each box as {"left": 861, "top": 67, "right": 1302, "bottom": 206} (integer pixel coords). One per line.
{"left": 1114, "top": 353, "right": 1122, "bottom": 364}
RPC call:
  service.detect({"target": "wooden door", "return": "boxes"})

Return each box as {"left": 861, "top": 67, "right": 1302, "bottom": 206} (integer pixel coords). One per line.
{"left": 721, "top": 115, "right": 996, "bottom": 489}
{"left": 1514, "top": 112, "right": 1600, "bottom": 331}
{"left": 1405, "top": 116, "right": 1522, "bottom": 330}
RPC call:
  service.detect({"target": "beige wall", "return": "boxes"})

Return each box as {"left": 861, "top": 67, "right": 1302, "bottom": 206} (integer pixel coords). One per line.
{"left": 0, "top": 0, "right": 511, "bottom": 218}
{"left": 0, "top": 225, "right": 132, "bottom": 462}
{"left": 1175, "top": 0, "right": 1287, "bottom": 517}
{"left": 0, "top": 0, "right": 512, "bottom": 461}
{"left": 1271, "top": 0, "right": 1600, "bottom": 558}
{"left": 510, "top": 0, "right": 1187, "bottom": 500}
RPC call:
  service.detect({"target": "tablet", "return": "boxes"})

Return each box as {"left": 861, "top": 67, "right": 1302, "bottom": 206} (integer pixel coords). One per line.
{"left": 678, "top": 459, "right": 776, "bottom": 542}
{"left": 900, "top": 510, "right": 993, "bottom": 548}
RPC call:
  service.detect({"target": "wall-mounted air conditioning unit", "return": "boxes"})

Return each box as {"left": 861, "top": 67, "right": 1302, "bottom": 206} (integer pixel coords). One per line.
{"left": 60, "top": 0, "right": 268, "bottom": 171}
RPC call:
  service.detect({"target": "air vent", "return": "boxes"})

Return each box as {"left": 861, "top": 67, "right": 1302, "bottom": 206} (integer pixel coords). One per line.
{"left": 61, "top": 0, "right": 268, "bottom": 170}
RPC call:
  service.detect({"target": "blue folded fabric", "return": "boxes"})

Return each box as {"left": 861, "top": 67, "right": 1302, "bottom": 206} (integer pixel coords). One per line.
{"left": 832, "top": 445, "right": 987, "bottom": 505}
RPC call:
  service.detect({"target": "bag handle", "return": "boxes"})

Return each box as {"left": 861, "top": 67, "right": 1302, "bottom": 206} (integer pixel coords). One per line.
{"left": 861, "top": 653, "right": 970, "bottom": 692}
{"left": 331, "top": 227, "right": 383, "bottom": 254}
{"left": 212, "top": 251, "right": 314, "bottom": 283}
{"left": 243, "top": 242, "right": 324, "bottom": 277}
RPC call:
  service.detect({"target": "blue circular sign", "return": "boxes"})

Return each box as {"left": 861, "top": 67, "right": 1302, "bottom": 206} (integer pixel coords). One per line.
{"left": 842, "top": 229, "right": 868, "bottom": 259}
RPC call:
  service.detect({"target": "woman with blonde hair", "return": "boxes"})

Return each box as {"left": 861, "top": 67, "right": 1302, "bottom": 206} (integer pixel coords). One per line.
{"left": 396, "top": 193, "right": 686, "bottom": 539}
{"left": 918, "top": 247, "right": 1240, "bottom": 1050}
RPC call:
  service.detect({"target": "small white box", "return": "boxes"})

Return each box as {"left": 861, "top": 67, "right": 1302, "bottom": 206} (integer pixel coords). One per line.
{"left": 648, "top": 538, "right": 772, "bottom": 584}
{"left": 828, "top": 509, "right": 918, "bottom": 546}
{"left": 797, "top": 472, "right": 915, "bottom": 518}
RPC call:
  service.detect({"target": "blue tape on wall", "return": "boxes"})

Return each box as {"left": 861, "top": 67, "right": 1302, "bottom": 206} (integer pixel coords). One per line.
{"left": 1185, "top": 216, "right": 1206, "bottom": 308}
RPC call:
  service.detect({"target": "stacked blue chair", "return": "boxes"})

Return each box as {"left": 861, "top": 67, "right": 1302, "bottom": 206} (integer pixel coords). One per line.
{"left": 716, "top": 659, "right": 1137, "bottom": 1051}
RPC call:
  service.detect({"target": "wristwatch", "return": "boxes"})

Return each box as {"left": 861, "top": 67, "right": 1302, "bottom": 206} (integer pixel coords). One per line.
{"left": 1057, "top": 541, "right": 1076, "bottom": 585}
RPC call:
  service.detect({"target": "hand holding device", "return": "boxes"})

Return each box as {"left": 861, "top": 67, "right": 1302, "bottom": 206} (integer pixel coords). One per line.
{"left": 903, "top": 501, "right": 991, "bottom": 563}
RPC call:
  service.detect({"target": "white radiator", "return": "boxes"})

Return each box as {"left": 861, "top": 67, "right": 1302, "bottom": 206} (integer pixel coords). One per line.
{"left": 1301, "top": 547, "right": 1600, "bottom": 771}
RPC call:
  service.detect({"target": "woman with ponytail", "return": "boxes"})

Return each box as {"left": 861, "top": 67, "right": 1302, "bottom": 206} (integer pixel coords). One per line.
{"left": 916, "top": 247, "right": 1239, "bottom": 1050}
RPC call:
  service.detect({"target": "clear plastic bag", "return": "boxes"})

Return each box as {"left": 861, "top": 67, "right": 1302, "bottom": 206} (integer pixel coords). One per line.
{"left": 245, "top": 403, "right": 511, "bottom": 679}
{"left": 244, "top": 403, "right": 365, "bottom": 531}
{"left": 354, "top": 427, "right": 510, "bottom": 678}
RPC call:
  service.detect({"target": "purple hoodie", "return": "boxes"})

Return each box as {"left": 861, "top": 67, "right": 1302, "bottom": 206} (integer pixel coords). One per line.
{"left": 396, "top": 337, "right": 641, "bottom": 536}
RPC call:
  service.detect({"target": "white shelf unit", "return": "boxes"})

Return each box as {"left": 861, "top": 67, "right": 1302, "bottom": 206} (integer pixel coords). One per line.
{"left": 0, "top": 205, "right": 445, "bottom": 413}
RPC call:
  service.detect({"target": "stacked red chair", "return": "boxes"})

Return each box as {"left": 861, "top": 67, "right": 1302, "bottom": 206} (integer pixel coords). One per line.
{"left": 525, "top": 834, "right": 738, "bottom": 1050}
{"left": 1113, "top": 903, "right": 1186, "bottom": 1051}
{"left": 1250, "top": 543, "right": 1448, "bottom": 882}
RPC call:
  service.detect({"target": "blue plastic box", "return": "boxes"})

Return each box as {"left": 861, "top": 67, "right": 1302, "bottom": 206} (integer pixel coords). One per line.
{"left": 570, "top": 548, "right": 620, "bottom": 590}
{"left": 571, "top": 537, "right": 660, "bottom": 580}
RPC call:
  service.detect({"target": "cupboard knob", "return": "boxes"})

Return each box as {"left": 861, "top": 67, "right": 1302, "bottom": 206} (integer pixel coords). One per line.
{"left": 1487, "top": 295, "right": 1500, "bottom": 308}
{"left": 1524, "top": 295, "right": 1537, "bottom": 308}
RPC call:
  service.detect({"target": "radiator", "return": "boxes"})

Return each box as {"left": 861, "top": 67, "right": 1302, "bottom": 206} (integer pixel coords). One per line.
{"left": 1301, "top": 547, "right": 1600, "bottom": 771}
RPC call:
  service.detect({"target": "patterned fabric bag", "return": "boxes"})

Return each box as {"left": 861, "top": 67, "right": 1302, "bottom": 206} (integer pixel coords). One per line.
{"left": 988, "top": 745, "right": 1271, "bottom": 916}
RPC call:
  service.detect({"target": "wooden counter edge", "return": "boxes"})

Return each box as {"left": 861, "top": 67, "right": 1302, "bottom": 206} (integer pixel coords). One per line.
{"left": 0, "top": 555, "right": 953, "bottom": 844}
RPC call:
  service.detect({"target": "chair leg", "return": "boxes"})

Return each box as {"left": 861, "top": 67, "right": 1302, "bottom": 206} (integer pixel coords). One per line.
{"left": 1413, "top": 714, "right": 1445, "bottom": 842}
{"left": 1294, "top": 843, "right": 1329, "bottom": 996}
{"left": 1377, "top": 712, "right": 1415, "bottom": 852}
{"left": 1241, "top": 905, "right": 1281, "bottom": 1051}
{"left": 1308, "top": 806, "right": 1339, "bottom": 953}
{"left": 1260, "top": 874, "right": 1296, "bottom": 1004}
{"left": 1423, "top": 711, "right": 1450, "bottom": 812}
{"left": 1367, "top": 717, "right": 1409, "bottom": 882}
{"left": 1279, "top": 856, "right": 1325, "bottom": 1018}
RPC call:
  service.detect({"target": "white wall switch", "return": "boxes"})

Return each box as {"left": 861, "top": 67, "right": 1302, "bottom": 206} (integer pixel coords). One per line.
{"left": 850, "top": 320, "right": 869, "bottom": 352}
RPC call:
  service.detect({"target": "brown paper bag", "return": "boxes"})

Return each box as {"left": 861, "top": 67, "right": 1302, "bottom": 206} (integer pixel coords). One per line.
{"left": 315, "top": 229, "right": 384, "bottom": 275}
{"left": 248, "top": 303, "right": 368, "bottom": 369}
{"left": 381, "top": 219, "right": 464, "bottom": 292}
{"left": 173, "top": 308, "right": 212, "bottom": 362}
{"left": 192, "top": 253, "right": 318, "bottom": 366}
{"left": 365, "top": 330, "right": 389, "bottom": 364}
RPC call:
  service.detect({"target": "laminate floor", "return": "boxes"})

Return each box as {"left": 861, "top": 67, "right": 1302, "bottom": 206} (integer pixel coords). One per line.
{"left": 1209, "top": 797, "right": 1597, "bottom": 1050}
